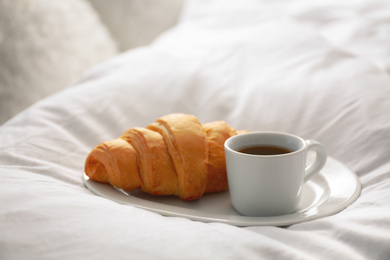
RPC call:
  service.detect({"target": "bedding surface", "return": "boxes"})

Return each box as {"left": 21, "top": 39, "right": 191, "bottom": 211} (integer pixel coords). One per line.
{"left": 1, "top": 0, "right": 390, "bottom": 259}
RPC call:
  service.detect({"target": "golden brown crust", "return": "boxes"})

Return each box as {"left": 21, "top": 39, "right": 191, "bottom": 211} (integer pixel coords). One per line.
{"left": 84, "top": 113, "right": 247, "bottom": 201}
{"left": 121, "top": 128, "right": 178, "bottom": 195}
{"left": 203, "top": 121, "right": 237, "bottom": 193}
{"left": 147, "top": 114, "right": 208, "bottom": 201}
{"left": 85, "top": 138, "right": 141, "bottom": 190}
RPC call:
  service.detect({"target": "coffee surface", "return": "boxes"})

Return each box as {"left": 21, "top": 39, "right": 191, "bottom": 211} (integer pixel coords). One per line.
{"left": 238, "top": 145, "right": 292, "bottom": 155}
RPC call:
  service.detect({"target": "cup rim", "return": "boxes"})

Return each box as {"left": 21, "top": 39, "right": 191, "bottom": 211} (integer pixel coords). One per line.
{"left": 225, "top": 131, "right": 307, "bottom": 158}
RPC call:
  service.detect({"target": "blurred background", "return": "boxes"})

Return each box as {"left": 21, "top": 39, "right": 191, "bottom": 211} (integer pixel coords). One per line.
{"left": 0, "top": 0, "right": 185, "bottom": 125}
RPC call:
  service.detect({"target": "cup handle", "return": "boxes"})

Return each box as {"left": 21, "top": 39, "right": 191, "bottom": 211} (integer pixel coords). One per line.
{"left": 304, "top": 140, "right": 327, "bottom": 183}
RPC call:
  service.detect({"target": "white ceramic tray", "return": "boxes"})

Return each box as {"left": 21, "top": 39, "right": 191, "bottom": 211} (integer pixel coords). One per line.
{"left": 83, "top": 157, "right": 361, "bottom": 226}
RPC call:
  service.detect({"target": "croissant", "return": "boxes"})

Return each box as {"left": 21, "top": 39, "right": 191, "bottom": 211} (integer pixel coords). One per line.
{"left": 85, "top": 113, "right": 246, "bottom": 201}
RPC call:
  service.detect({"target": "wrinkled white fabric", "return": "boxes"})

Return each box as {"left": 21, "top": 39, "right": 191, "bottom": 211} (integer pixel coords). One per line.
{"left": 1, "top": 0, "right": 390, "bottom": 259}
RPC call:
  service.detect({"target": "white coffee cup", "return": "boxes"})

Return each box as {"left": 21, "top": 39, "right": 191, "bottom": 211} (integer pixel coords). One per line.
{"left": 224, "top": 131, "right": 327, "bottom": 216}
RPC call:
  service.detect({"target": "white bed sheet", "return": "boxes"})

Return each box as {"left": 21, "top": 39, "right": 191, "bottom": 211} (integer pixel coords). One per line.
{"left": 1, "top": 0, "right": 390, "bottom": 259}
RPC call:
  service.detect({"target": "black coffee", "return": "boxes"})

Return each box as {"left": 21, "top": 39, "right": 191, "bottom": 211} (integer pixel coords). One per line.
{"left": 238, "top": 145, "right": 292, "bottom": 155}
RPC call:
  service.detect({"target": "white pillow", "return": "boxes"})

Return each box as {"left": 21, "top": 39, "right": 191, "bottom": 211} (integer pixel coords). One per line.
{"left": 87, "top": 0, "right": 185, "bottom": 52}
{"left": 0, "top": 0, "right": 118, "bottom": 124}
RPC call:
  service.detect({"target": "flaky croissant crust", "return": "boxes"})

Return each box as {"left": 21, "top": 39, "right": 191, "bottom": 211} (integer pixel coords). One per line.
{"left": 85, "top": 113, "right": 246, "bottom": 200}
